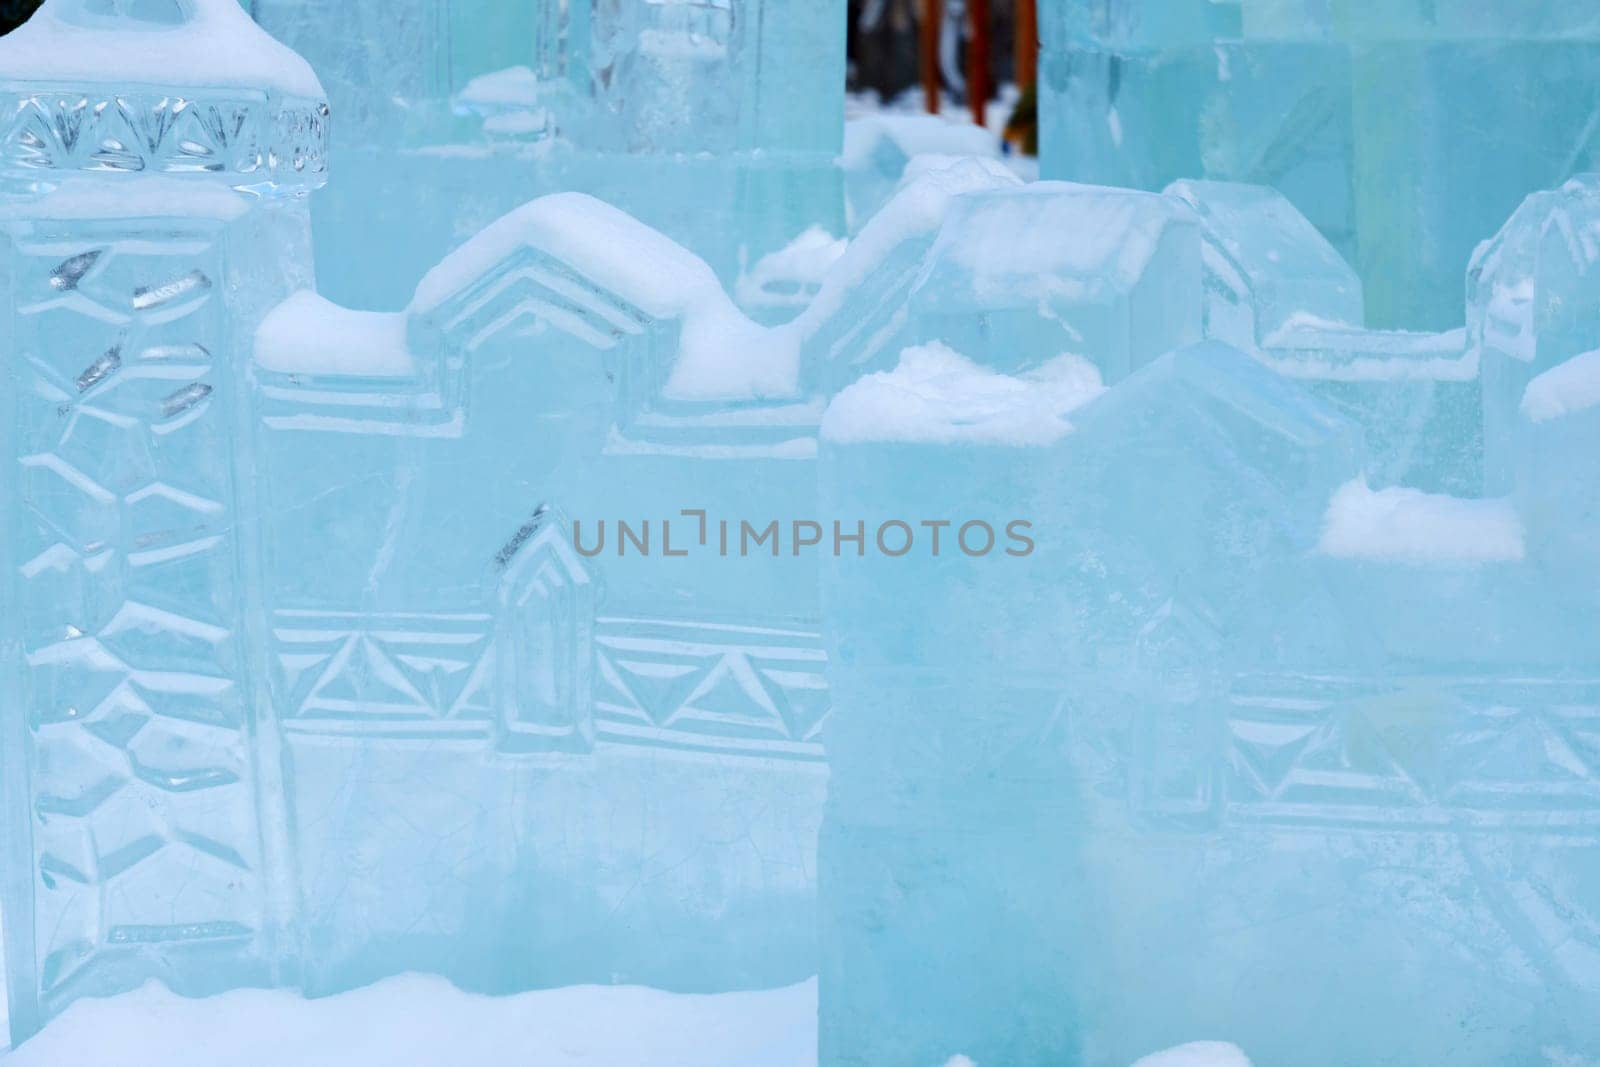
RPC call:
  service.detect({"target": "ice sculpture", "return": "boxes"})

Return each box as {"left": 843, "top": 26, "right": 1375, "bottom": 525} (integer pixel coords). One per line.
{"left": 0, "top": 0, "right": 328, "bottom": 1040}
{"left": 0, "top": 0, "right": 874, "bottom": 1042}
{"left": 250, "top": 0, "right": 848, "bottom": 310}
{"left": 815, "top": 183, "right": 1600, "bottom": 1063}
{"left": 1038, "top": 0, "right": 1600, "bottom": 329}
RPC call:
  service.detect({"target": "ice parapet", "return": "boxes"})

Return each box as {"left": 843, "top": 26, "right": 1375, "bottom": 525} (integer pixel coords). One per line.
{"left": 237, "top": 190, "right": 831, "bottom": 1000}
{"left": 1038, "top": 0, "right": 1600, "bottom": 330}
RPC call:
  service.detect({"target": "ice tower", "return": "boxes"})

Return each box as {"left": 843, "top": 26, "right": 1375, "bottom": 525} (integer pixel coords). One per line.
{"left": 1038, "top": 0, "right": 1600, "bottom": 329}
{"left": 0, "top": 0, "right": 327, "bottom": 1040}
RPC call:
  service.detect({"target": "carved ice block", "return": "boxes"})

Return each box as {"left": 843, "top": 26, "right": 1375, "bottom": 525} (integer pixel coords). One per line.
{"left": 816, "top": 337, "right": 1600, "bottom": 1065}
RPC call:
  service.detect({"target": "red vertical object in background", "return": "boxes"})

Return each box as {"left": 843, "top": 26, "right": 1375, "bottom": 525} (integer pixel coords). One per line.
{"left": 1016, "top": 0, "right": 1038, "bottom": 91}
{"left": 921, "top": 0, "right": 943, "bottom": 113}
{"left": 968, "top": 0, "right": 991, "bottom": 125}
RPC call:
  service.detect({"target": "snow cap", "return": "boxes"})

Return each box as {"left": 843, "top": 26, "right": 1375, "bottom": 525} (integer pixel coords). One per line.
{"left": 0, "top": 0, "right": 324, "bottom": 100}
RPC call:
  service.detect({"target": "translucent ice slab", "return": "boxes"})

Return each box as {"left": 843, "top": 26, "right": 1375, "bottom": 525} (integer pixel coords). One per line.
{"left": 816, "top": 336, "right": 1600, "bottom": 1065}
{"left": 1039, "top": 0, "right": 1600, "bottom": 330}
{"left": 0, "top": 2, "right": 835, "bottom": 1043}
{"left": 1177, "top": 178, "right": 1480, "bottom": 493}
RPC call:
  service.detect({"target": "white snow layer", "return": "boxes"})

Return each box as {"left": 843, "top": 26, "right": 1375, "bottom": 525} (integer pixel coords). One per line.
{"left": 0, "top": 972, "right": 1254, "bottom": 1066}
{"left": 1260, "top": 319, "right": 1476, "bottom": 382}
{"left": 411, "top": 193, "right": 797, "bottom": 401}
{"left": 736, "top": 226, "right": 850, "bottom": 308}
{"left": 821, "top": 342, "right": 1106, "bottom": 446}
{"left": 255, "top": 291, "right": 416, "bottom": 377}
{"left": 0, "top": 0, "right": 324, "bottom": 99}
{"left": 454, "top": 65, "right": 542, "bottom": 109}
{"left": 1521, "top": 348, "right": 1600, "bottom": 423}
{"left": 2, "top": 976, "right": 818, "bottom": 1067}
{"left": 1131, "top": 1041, "right": 1254, "bottom": 1067}
{"left": 1318, "top": 479, "right": 1526, "bottom": 564}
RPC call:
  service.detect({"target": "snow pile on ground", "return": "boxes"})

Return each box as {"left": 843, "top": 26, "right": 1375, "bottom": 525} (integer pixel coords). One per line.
{"left": 1, "top": 976, "right": 817, "bottom": 1066}
{"left": 0, "top": 969, "right": 1256, "bottom": 1066}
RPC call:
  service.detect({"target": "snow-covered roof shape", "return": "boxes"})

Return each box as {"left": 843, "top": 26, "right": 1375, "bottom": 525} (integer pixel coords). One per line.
{"left": 412, "top": 193, "right": 799, "bottom": 402}
{"left": 0, "top": 0, "right": 323, "bottom": 99}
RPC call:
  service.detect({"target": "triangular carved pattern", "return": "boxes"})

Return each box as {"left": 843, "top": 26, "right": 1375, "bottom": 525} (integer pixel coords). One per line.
{"left": 274, "top": 613, "right": 497, "bottom": 724}
{"left": 0, "top": 92, "right": 326, "bottom": 183}
{"left": 593, "top": 620, "right": 829, "bottom": 758}
{"left": 1221, "top": 684, "right": 1600, "bottom": 828}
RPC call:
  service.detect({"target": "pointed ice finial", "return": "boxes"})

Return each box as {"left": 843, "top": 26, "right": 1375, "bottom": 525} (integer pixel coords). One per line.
{"left": 0, "top": 0, "right": 328, "bottom": 193}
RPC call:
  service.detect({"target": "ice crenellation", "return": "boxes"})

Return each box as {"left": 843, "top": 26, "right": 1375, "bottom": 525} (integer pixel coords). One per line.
{"left": 3, "top": 2, "right": 1600, "bottom": 1066}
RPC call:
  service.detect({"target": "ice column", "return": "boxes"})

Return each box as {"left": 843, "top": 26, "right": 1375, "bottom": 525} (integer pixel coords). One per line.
{"left": 0, "top": 0, "right": 327, "bottom": 1042}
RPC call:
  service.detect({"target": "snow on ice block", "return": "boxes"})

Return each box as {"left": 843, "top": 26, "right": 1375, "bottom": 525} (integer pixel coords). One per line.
{"left": 818, "top": 335, "right": 1600, "bottom": 1065}
{"left": 1, "top": 975, "right": 820, "bottom": 1067}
